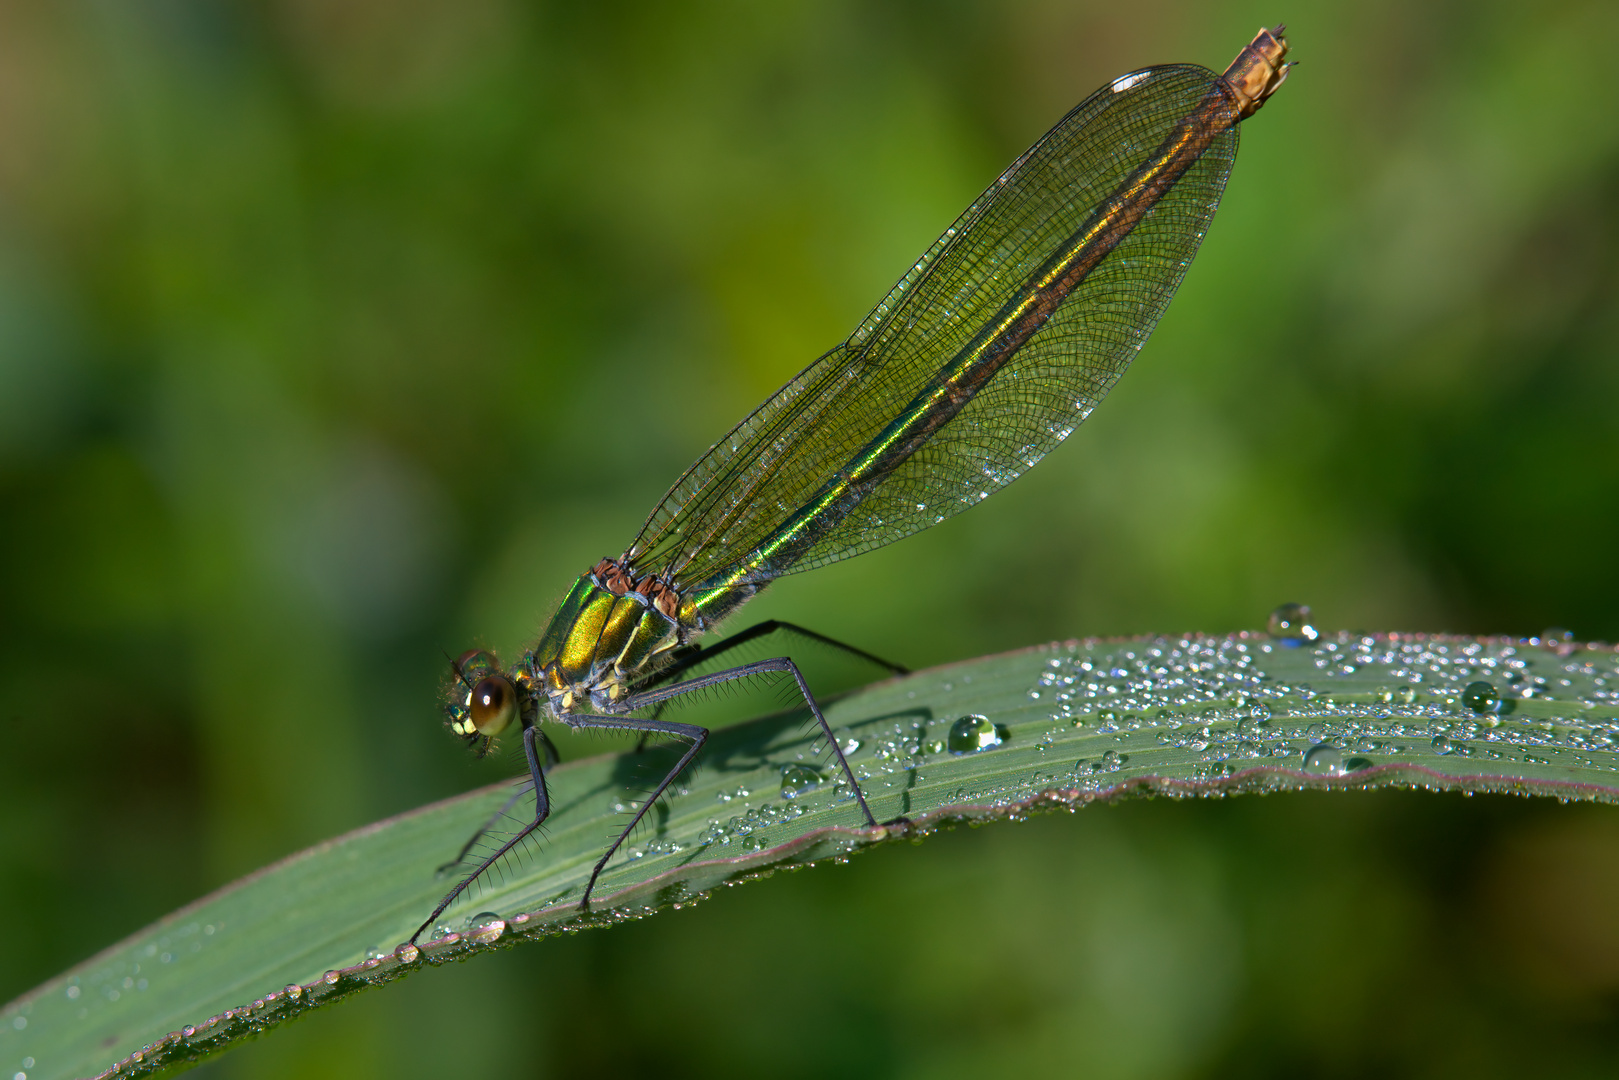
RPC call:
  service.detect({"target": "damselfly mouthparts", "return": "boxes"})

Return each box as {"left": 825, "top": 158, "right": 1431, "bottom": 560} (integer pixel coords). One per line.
{"left": 416, "top": 26, "right": 1291, "bottom": 943}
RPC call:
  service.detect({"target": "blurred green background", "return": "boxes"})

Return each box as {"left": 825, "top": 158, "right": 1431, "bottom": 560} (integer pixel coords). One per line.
{"left": 3, "top": 0, "right": 1619, "bottom": 1076}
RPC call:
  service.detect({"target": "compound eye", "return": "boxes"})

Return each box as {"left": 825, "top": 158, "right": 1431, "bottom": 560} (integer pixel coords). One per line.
{"left": 468, "top": 674, "right": 517, "bottom": 736}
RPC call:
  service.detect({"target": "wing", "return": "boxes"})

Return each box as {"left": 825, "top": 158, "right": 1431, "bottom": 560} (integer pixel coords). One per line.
{"left": 625, "top": 64, "right": 1239, "bottom": 591}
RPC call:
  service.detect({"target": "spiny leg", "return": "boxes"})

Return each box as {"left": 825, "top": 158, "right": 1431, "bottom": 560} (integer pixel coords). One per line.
{"left": 625, "top": 656, "right": 877, "bottom": 828}
{"left": 436, "top": 728, "right": 560, "bottom": 875}
{"left": 560, "top": 713, "right": 707, "bottom": 910}
{"left": 633, "top": 621, "right": 908, "bottom": 750}
{"left": 436, "top": 783, "right": 529, "bottom": 876}
{"left": 411, "top": 723, "right": 552, "bottom": 944}
{"left": 649, "top": 621, "right": 909, "bottom": 684}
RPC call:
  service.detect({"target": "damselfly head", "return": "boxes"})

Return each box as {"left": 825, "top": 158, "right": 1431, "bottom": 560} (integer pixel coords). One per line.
{"left": 446, "top": 648, "right": 518, "bottom": 742}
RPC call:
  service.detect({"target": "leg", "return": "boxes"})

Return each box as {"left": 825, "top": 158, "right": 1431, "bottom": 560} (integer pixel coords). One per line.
{"left": 435, "top": 728, "right": 560, "bottom": 875}
{"left": 562, "top": 713, "right": 707, "bottom": 909}
{"left": 655, "top": 621, "right": 907, "bottom": 681}
{"left": 632, "top": 621, "right": 908, "bottom": 749}
{"left": 535, "top": 726, "right": 561, "bottom": 770}
{"left": 411, "top": 722, "right": 552, "bottom": 944}
{"left": 625, "top": 653, "right": 875, "bottom": 827}
{"left": 567, "top": 655, "right": 880, "bottom": 909}
{"left": 435, "top": 783, "right": 530, "bottom": 876}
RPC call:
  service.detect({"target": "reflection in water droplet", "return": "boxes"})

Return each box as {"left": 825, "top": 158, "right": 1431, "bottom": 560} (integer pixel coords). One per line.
{"left": 1460, "top": 681, "right": 1499, "bottom": 713}
{"left": 779, "top": 763, "right": 825, "bottom": 799}
{"left": 947, "top": 714, "right": 1003, "bottom": 753}
{"left": 1302, "top": 743, "right": 1345, "bottom": 775}
{"left": 1267, "top": 603, "right": 1320, "bottom": 647}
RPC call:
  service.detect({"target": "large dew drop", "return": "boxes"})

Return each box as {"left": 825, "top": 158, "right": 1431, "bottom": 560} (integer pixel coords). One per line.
{"left": 464, "top": 911, "right": 505, "bottom": 942}
{"left": 1267, "top": 602, "right": 1320, "bottom": 647}
{"left": 1301, "top": 743, "right": 1345, "bottom": 775}
{"left": 779, "top": 763, "right": 825, "bottom": 799}
{"left": 1460, "top": 681, "right": 1499, "bottom": 713}
{"left": 947, "top": 714, "right": 1003, "bottom": 753}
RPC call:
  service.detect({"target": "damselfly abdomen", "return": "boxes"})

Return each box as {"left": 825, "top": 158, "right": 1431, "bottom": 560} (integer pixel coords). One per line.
{"left": 416, "top": 26, "right": 1291, "bottom": 944}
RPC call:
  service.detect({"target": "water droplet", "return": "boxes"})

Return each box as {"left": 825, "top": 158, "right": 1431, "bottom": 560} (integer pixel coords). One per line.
{"left": 1460, "top": 681, "right": 1499, "bottom": 713}
{"left": 1301, "top": 743, "right": 1345, "bottom": 775}
{"left": 1393, "top": 686, "right": 1417, "bottom": 704}
{"left": 924, "top": 739, "right": 945, "bottom": 754}
{"left": 779, "top": 763, "right": 824, "bottom": 798}
{"left": 1267, "top": 603, "right": 1320, "bottom": 647}
{"left": 947, "top": 714, "right": 1003, "bottom": 753}
{"left": 1431, "top": 734, "right": 1452, "bottom": 754}
{"left": 464, "top": 912, "right": 504, "bottom": 941}
{"left": 283, "top": 983, "right": 302, "bottom": 1000}
{"left": 322, "top": 970, "right": 341, "bottom": 985}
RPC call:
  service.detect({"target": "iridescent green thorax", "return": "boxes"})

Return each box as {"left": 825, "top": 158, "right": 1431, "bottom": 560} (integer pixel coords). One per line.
{"left": 524, "top": 559, "right": 689, "bottom": 711}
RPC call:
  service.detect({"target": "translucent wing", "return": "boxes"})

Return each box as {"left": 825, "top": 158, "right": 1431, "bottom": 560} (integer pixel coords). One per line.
{"left": 626, "top": 64, "right": 1238, "bottom": 592}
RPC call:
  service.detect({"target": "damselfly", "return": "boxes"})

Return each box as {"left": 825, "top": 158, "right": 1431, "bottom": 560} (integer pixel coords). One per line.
{"left": 417, "top": 26, "right": 1291, "bottom": 943}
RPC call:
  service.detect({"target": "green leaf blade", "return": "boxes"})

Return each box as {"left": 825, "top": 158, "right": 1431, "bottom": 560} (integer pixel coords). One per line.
{"left": 6, "top": 632, "right": 1617, "bottom": 1078}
